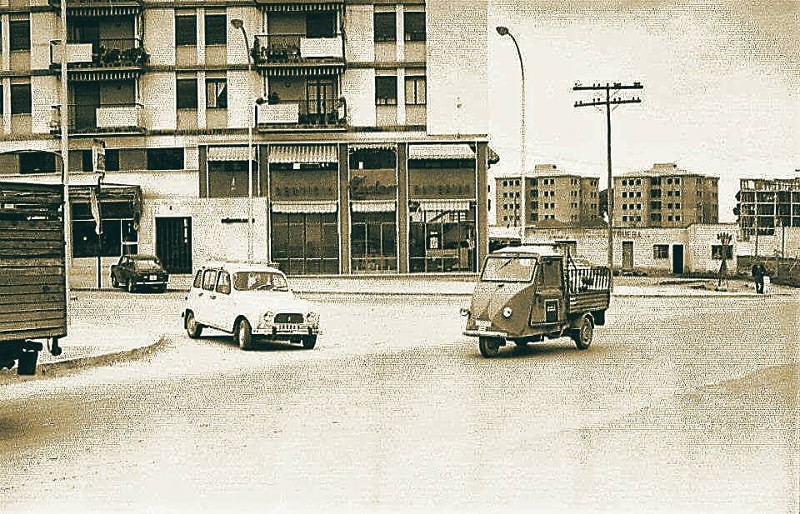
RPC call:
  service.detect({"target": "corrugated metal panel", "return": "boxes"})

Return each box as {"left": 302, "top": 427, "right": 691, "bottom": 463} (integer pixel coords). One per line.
{"left": 271, "top": 201, "right": 338, "bottom": 213}
{"left": 270, "top": 144, "right": 338, "bottom": 164}
{"left": 256, "top": 1, "right": 342, "bottom": 12}
{"left": 69, "top": 69, "right": 141, "bottom": 82}
{"left": 416, "top": 200, "right": 472, "bottom": 212}
{"left": 265, "top": 65, "right": 343, "bottom": 77}
{"left": 409, "top": 144, "right": 475, "bottom": 160}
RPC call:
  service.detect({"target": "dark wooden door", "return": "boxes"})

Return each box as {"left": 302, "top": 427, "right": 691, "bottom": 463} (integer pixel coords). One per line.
{"left": 155, "top": 217, "right": 192, "bottom": 274}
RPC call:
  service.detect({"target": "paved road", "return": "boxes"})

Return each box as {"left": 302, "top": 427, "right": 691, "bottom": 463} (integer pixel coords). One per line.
{"left": 1, "top": 291, "right": 798, "bottom": 513}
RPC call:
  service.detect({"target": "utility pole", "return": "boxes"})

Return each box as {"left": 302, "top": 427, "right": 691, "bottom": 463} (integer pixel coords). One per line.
{"left": 573, "top": 81, "right": 643, "bottom": 292}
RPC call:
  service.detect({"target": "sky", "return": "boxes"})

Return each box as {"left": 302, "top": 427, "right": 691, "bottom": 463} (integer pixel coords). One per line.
{"left": 487, "top": 0, "right": 799, "bottom": 221}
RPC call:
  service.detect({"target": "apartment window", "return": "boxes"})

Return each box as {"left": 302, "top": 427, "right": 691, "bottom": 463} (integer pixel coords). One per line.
{"left": 205, "top": 14, "right": 227, "bottom": 45}
{"left": 711, "top": 245, "right": 733, "bottom": 260}
{"left": 306, "top": 12, "right": 336, "bottom": 38}
{"left": 375, "top": 76, "right": 397, "bottom": 105}
{"left": 20, "top": 152, "right": 56, "bottom": 174}
{"left": 674, "top": 178, "right": 680, "bottom": 184}
{"left": 675, "top": 190, "right": 681, "bottom": 197}
{"left": 10, "top": 83, "right": 31, "bottom": 114}
{"left": 175, "top": 14, "right": 197, "bottom": 46}
{"left": 176, "top": 78, "right": 198, "bottom": 109}
{"left": 405, "top": 76, "right": 426, "bottom": 105}
{"left": 374, "top": 12, "right": 396, "bottom": 42}
{"left": 147, "top": 148, "right": 184, "bottom": 170}
{"left": 404, "top": 12, "right": 426, "bottom": 41}
{"left": 206, "top": 78, "right": 227, "bottom": 108}
{"left": 9, "top": 19, "right": 30, "bottom": 51}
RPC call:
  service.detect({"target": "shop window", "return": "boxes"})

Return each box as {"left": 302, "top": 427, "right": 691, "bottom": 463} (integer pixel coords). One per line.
{"left": 72, "top": 216, "right": 137, "bottom": 258}
{"left": 19, "top": 152, "right": 56, "bottom": 174}
{"left": 204, "top": 14, "right": 227, "bottom": 45}
{"left": 206, "top": 78, "right": 227, "bottom": 109}
{"left": 10, "top": 83, "right": 31, "bottom": 114}
{"left": 374, "top": 12, "right": 396, "bottom": 42}
{"left": 175, "top": 14, "right": 197, "bottom": 46}
{"left": 147, "top": 148, "right": 184, "bottom": 170}
{"left": 405, "top": 76, "right": 426, "bottom": 105}
{"left": 409, "top": 206, "right": 476, "bottom": 273}
{"left": 375, "top": 76, "right": 397, "bottom": 105}
{"left": 176, "top": 78, "right": 198, "bottom": 109}
{"left": 9, "top": 19, "right": 30, "bottom": 51}
{"left": 208, "top": 160, "right": 249, "bottom": 198}
{"left": 352, "top": 212, "right": 397, "bottom": 273}
{"left": 404, "top": 12, "right": 426, "bottom": 42}
{"left": 271, "top": 212, "right": 339, "bottom": 275}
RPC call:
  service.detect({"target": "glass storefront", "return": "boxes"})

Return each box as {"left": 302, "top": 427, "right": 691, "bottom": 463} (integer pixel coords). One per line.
{"left": 351, "top": 211, "right": 397, "bottom": 272}
{"left": 271, "top": 212, "right": 339, "bottom": 274}
{"left": 71, "top": 201, "right": 137, "bottom": 258}
{"left": 409, "top": 204, "right": 476, "bottom": 272}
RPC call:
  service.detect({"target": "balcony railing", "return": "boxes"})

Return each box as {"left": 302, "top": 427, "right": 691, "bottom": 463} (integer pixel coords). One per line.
{"left": 252, "top": 33, "right": 343, "bottom": 65}
{"left": 51, "top": 103, "right": 145, "bottom": 134}
{"left": 50, "top": 38, "right": 149, "bottom": 69}
{"left": 257, "top": 99, "right": 345, "bottom": 130}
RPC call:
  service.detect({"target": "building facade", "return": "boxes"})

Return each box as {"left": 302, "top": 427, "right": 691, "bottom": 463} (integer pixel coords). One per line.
{"left": 494, "top": 164, "right": 601, "bottom": 228}
{"left": 737, "top": 177, "right": 800, "bottom": 240}
{"left": 0, "top": 0, "right": 492, "bottom": 281}
{"left": 614, "top": 162, "right": 719, "bottom": 229}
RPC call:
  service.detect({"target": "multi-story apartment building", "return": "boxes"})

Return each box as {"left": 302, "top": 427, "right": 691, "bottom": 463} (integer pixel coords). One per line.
{"left": 737, "top": 176, "right": 800, "bottom": 238}
{"left": 494, "top": 164, "right": 601, "bottom": 228}
{"left": 0, "top": 0, "right": 492, "bottom": 279}
{"left": 614, "top": 163, "right": 718, "bottom": 228}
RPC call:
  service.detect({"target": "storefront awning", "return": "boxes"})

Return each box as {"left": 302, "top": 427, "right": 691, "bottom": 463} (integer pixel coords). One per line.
{"left": 348, "top": 143, "right": 396, "bottom": 153}
{"left": 69, "top": 69, "right": 141, "bottom": 82}
{"left": 409, "top": 144, "right": 475, "bottom": 160}
{"left": 416, "top": 199, "right": 473, "bottom": 212}
{"left": 207, "top": 146, "right": 250, "bottom": 162}
{"left": 351, "top": 200, "right": 396, "bottom": 213}
{"left": 270, "top": 144, "right": 338, "bottom": 164}
{"left": 255, "top": 1, "right": 343, "bottom": 12}
{"left": 271, "top": 201, "right": 338, "bottom": 213}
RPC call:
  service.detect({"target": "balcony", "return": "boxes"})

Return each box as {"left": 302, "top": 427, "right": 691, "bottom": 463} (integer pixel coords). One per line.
{"left": 253, "top": 33, "right": 344, "bottom": 76}
{"left": 51, "top": 38, "right": 148, "bottom": 80}
{"left": 51, "top": 103, "right": 145, "bottom": 135}
{"left": 257, "top": 99, "right": 345, "bottom": 131}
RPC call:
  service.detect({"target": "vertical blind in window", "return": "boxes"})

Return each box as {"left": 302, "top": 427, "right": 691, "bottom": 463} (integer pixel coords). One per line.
{"left": 206, "top": 78, "right": 227, "bottom": 108}
{"left": 405, "top": 76, "right": 426, "bottom": 105}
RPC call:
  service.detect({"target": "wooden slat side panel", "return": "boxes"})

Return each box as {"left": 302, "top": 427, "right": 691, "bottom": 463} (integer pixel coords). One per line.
{"left": 0, "top": 293, "right": 66, "bottom": 306}
{"left": 0, "top": 258, "right": 65, "bottom": 268}
{"left": 0, "top": 229, "right": 63, "bottom": 241}
{"left": 0, "top": 327, "right": 66, "bottom": 342}
{"left": 0, "top": 274, "right": 64, "bottom": 287}
{"left": 0, "top": 220, "right": 63, "bottom": 232}
{"left": 0, "top": 310, "right": 65, "bottom": 324}
{"left": 0, "top": 284, "right": 66, "bottom": 296}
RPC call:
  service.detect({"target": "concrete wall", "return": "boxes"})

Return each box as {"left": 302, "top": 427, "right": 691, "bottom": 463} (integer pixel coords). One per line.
{"left": 341, "top": 69, "right": 375, "bottom": 127}
{"left": 144, "top": 9, "right": 176, "bottom": 66}
{"left": 141, "top": 73, "right": 177, "bottom": 130}
{"left": 344, "top": 4, "right": 374, "bottom": 63}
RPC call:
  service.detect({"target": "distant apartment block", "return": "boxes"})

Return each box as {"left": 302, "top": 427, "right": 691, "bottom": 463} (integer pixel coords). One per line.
{"left": 737, "top": 176, "right": 800, "bottom": 238}
{"left": 495, "top": 164, "right": 601, "bottom": 227}
{"left": 614, "top": 163, "right": 718, "bottom": 228}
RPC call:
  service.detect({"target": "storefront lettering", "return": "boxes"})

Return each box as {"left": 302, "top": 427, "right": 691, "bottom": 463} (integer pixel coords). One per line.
{"left": 412, "top": 184, "right": 472, "bottom": 196}
{"left": 274, "top": 185, "right": 336, "bottom": 198}
{"left": 349, "top": 177, "right": 396, "bottom": 200}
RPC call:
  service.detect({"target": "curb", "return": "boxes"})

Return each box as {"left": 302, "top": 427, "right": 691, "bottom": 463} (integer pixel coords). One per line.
{"left": 35, "top": 335, "right": 171, "bottom": 377}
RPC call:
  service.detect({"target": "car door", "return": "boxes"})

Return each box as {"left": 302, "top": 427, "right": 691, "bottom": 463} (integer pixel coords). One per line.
{"left": 194, "top": 268, "right": 218, "bottom": 327}
{"left": 530, "top": 257, "right": 565, "bottom": 325}
{"left": 209, "top": 269, "right": 234, "bottom": 332}
{"left": 186, "top": 268, "right": 204, "bottom": 316}
{"left": 119, "top": 256, "right": 133, "bottom": 283}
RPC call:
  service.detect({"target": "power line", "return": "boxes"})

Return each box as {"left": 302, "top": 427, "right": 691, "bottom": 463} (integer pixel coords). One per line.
{"left": 573, "top": 81, "right": 643, "bottom": 292}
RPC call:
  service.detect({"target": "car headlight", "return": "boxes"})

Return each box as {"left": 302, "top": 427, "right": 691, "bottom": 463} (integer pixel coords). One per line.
{"left": 502, "top": 306, "right": 513, "bottom": 318}
{"left": 459, "top": 308, "right": 470, "bottom": 317}
{"left": 306, "top": 312, "right": 319, "bottom": 324}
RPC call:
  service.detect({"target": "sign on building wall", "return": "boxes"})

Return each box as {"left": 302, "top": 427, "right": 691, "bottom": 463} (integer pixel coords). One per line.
{"left": 409, "top": 168, "right": 475, "bottom": 199}
{"left": 271, "top": 170, "right": 338, "bottom": 200}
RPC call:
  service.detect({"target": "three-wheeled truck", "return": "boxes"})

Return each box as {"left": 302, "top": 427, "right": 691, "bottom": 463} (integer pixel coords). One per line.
{"left": 0, "top": 182, "right": 65, "bottom": 375}
{"left": 462, "top": 244, "right": 611, "bottom": 357}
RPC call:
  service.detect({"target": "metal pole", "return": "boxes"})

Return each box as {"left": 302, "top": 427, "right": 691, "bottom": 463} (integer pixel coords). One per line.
{"left": 96, "top": 175, "right": 102, "bottom": 289}
{"left": 508, "top": 32, "right": 526, "bottom": 233}
{"left": 247, "top": 98, "right": 253, "bottom": 261}
{"left": 60, "top": 0, "right": 71, "bottom": 316}
{"left": 606, "top": 86, "right": 614, "bottom": 292}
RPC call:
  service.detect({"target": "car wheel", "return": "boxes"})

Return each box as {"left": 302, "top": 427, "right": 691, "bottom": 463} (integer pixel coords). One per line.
{"left": 127, "top": 279, "right": 136, "bottom": 293}
{"left": 572, "top": 314, "right": 594, "bottom": 350}
{"left": 479, "top": 337, "right": 501, "bottom": 358}
{"left": 235, "top": 318, "right": 253, "bottom": 350}
{"left": 185, "top": 311, "right": 203, "bottom": 339}
{"left": 302, "top": 335, "right": 317, "bottom": 350}
{"left": 111, "top": 274, "right": 118, "bottom": 288}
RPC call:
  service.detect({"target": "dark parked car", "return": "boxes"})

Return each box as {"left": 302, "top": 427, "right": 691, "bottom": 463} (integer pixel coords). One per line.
{"left": 111, "top": 254, "right": 169, "bottom": 293}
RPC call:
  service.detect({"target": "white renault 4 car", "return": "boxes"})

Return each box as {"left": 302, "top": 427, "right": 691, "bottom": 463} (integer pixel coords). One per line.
{"left": 183, "top": 261, "right": 320, "bottom": 350}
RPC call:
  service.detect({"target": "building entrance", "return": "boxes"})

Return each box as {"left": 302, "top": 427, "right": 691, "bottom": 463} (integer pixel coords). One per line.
{"left": 155, "top": 217, "right": 193, "bottom": 274}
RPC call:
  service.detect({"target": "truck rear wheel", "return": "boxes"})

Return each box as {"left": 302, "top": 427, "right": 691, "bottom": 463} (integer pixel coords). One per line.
{"left": 572, "top": 315, "right": 594, "bottom": 350}
{"left": 479, "top": 337, "right": 502, "bottom": 358}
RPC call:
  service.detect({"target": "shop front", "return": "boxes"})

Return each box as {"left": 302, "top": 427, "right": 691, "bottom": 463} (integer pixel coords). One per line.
{"left": 269, "top": 144, "right": 340, "bottom": 274}
{"left": 407, "top": 144, "right": 477, "bottom": 273}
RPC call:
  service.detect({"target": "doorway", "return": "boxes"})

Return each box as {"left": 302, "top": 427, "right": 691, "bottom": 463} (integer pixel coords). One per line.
{"left": 622, "top": 241, "right": 634, "bottom": 271}
{"left": 672, "top": 244, "right": 684, "bottom": 274}
{"left": 155, "top": 217, "right": 193, "bottom": 274}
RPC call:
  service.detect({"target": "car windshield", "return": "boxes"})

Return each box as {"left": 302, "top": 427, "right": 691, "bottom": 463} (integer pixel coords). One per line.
{"left": 233, "top": 271, "right": 288, "bottom": 292}
{"left": 133, "top": 258, "right": 161, "bottom": 269}
{"left": 481, "top": 256, "right": 536, "bottom": 282}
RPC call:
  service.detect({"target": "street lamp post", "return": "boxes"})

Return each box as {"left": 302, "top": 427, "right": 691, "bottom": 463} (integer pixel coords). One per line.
{"left": 231, "top": 19, "right": 256, "bottom": 261}
{"left": 496, "top": 26, "right": 527, "bottom": 236}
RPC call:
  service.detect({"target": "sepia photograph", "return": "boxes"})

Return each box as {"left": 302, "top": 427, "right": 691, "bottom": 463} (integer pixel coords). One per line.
{"left": 0, "top": 0, "right": 797, "bottom": 512}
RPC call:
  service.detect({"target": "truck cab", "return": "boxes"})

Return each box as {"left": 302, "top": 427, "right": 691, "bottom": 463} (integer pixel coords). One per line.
{"left": 462, "top": 244, "right": 610, "bottom": 357}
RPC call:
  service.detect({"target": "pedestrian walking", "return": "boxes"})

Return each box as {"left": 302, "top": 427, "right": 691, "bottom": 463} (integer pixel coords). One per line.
{"left": 751, "top": 261, "right": 766, "bottom": 294}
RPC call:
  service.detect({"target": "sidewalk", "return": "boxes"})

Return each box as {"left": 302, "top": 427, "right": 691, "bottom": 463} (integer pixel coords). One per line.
{"left": 9, "top": 276, "right": 794, "bottom": 380}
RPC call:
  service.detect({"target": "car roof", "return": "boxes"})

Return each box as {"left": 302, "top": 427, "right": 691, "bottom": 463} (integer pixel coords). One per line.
{"left": 198, "top": 260, "right": 284, "bottom": 275}
{"left": 490, "top": 245, "right": 563, "bottom": 258}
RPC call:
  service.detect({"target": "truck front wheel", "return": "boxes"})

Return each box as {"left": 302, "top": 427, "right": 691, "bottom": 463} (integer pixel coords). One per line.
{"left": 479, "top": 337, "right": 502, "bottom": 358}
{"left": 571, "top": 315, "right": 594, "bottom": 350}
